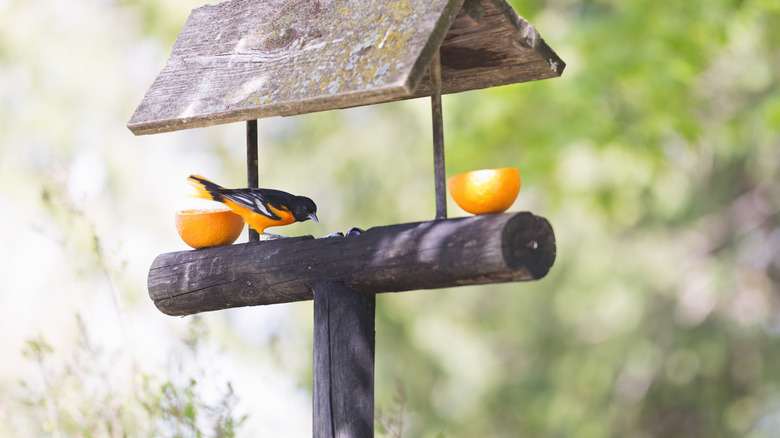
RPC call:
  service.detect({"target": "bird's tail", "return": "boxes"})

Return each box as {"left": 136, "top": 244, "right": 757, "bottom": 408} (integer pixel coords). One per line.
{"left": 187, "top": 175, "right": 226, "bottom": 203}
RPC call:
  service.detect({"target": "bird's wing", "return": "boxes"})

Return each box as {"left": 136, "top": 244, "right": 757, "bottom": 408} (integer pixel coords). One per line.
{"left": 222, "top": 189, "right": 282, "bottom": 220}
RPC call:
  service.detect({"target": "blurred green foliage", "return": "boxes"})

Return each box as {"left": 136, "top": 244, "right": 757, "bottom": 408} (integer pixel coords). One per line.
{"left": 372, "top": 1, "right": 780, "bottom": 436}
{"left": 258, "top": 1, "right": 780, "bottom": 435}
{"left": 2, "top": 0, "right": 780, "bottom": 436}
{"left": 13, "top": 316, "right": 245, "bottom": 437}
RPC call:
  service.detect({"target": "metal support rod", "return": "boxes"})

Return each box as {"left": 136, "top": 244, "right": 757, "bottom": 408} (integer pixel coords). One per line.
{"left": 246, "top": 120, "right": 259, "bottom": 241}
{"left": 429, "top": 50, "right": 447, "bottom": 220}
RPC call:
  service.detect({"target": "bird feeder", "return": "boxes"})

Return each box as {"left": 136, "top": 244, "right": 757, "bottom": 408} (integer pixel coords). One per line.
{"left": 129, "top": 0, "right": 564, "bottom": 435}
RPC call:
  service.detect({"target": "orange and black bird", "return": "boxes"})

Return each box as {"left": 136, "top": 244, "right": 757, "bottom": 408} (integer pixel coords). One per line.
{"left": 187, "top": 175, "right": 318, "bottom": 238}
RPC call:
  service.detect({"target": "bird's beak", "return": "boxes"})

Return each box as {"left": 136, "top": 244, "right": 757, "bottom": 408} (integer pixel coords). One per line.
{"left": 309, "top": 212, "right": 319, "bottom": 223}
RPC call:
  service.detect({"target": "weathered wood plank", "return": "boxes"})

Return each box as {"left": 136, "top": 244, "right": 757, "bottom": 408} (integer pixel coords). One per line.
{"left": 127, "top": 0, "right": 563, "bottom": 135}
{"left": 128, "top": 0, "right": 463, "bottom": 135}
{"left": 313, "top": 281, "right": 375, "bottom": 438}
{"left": 147, "top": 212, "right": 556, "bottom": 316}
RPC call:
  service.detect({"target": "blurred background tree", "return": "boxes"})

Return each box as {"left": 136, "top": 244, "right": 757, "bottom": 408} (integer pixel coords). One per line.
{"left": 1, "top": 0, "right": 778, "bottom": 437}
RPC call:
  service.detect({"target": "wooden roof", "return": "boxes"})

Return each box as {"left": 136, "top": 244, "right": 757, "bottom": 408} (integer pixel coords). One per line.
{"left": 127, "top": 0, "right": 564, "bottom": 135}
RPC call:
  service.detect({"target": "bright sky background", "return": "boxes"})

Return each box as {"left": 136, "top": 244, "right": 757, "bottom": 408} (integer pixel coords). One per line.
{"left": 0, "top": 0, "right": 321, "bottom": 434}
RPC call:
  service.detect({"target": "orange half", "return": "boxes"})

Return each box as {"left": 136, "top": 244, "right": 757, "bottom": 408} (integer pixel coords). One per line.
{"left": 175, "top": 208, "right": 245, "bottom": 249}
{"left": 448, "top": 168, "right": 521, "bottom": 215}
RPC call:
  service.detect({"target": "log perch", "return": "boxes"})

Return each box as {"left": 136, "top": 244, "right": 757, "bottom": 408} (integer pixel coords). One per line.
{"left": 148, "top": 211, "right": 556, "bottom": 316}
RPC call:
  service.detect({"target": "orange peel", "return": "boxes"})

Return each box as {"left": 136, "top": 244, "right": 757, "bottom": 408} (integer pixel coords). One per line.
{"left": 175, "top": 208, "right": 244, "bottom": 249}
{"left": 448, "top": 168, "right": 521, "bottom": 215}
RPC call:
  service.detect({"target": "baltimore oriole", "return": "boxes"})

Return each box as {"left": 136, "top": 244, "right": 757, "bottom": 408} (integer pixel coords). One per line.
{"left": 187, "top": 175, "right": 318, "bottom": 238}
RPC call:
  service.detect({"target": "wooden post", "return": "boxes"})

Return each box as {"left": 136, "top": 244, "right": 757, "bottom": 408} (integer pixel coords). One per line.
{"left": 313, "top": 281, "right": 376, "bottom": 438}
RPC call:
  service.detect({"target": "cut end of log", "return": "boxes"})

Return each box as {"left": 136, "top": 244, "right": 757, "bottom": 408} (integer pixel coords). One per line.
{"left": 501, "top": 212, "right": 556, "bottom": 279}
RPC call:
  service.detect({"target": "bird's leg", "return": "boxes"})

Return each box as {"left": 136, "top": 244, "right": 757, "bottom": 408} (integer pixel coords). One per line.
{"left": 260, "top": 232, "right": 286, "bottom": 240}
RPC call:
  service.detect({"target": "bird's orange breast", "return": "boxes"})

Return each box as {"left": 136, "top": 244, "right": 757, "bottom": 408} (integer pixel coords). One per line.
{"left": 246, "top": 205, "right": 295, "bottom": 233}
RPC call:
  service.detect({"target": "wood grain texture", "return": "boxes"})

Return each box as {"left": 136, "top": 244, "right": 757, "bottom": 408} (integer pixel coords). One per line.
{"left": 410, "top": 0, "right": 565, "bottom": 98}
{"left": 313, "top": 281, "right": 375, "bottom": 438}
{"left": 147, "top": 212, "right": 556, "bottom": 316}
{"left": 127, "top": 0, "right": 564, "bottom": 135}
{"left": 128, "top": 0, "right": 463, "bottom": 135}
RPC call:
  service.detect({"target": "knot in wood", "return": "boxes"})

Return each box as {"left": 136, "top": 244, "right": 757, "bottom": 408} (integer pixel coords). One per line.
{"left": 264, "top": 27, "right": 299, "bottom": 50}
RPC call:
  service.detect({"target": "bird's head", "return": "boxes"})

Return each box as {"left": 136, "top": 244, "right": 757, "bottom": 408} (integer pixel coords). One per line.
{"left": 292, "top": 196, "right": 318, "bottom": 223}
